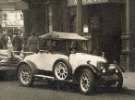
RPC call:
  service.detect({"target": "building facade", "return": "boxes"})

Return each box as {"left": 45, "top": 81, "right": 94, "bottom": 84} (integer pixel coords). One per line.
{"left": 23, "top": 0, "right": 135, "bottom": 71}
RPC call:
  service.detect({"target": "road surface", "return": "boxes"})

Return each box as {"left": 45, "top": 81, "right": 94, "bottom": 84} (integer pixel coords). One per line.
{"left": 0, "top": 80, "right": 135, "bottom": 100}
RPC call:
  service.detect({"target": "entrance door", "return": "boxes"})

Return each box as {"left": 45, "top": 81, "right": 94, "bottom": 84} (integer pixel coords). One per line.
{"left": 88, "top": 3, "right": 123, "bottom": 63}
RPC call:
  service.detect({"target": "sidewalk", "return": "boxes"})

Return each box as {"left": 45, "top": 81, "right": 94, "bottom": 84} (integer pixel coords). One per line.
{"left": 123, "top": 72, "right": 135, "bottom": 90}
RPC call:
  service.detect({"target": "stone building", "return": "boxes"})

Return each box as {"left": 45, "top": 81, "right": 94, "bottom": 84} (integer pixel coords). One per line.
{"left": 23, "top": 0, "right": 69, "bottom": 36}
{"left": 1, "top": 0, "right": 135, "bottom": 71}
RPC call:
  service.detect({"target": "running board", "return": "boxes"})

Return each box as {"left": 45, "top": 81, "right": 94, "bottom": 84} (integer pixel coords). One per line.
{"left": 34, "top": 74, "right": 73, "bottom": 83}
{"left": 34, "top": 75, "right": 54, "bottom": 80}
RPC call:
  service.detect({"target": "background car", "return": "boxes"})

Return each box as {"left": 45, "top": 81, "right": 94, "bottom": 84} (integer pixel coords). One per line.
{"left": 17, "top": 32, "right": 124, "bottom": 94}
{"left": 0, "top": 50, "right": 22, "bottom": 80}
{"left": 0, "top": 49, "right": 33, "bottom": 80}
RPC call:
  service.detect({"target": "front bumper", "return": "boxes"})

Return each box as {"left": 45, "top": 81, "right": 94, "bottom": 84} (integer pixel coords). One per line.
{"left": 100, "top": 74, "right": 119, "bottom": 82}
{"left": 96, "top": 64, "right": 122, "bottom": 85}
{"left": 96, "top": 73, "right": 121, "bottom": 86}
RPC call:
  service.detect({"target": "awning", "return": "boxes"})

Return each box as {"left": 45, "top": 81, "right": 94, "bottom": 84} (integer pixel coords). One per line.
{"left": 0, "top": 0, "right": 28, "bottom": 10}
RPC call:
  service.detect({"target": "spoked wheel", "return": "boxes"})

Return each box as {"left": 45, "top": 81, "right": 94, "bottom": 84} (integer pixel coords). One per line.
{"left": 79, "top": 69, "right": 95, "bottom": 94}
{"left": 116, "top": 73, "right": 123, "bottom": 90}
{"left": 54, "top": 61, "right": 69, "bottom": 81}
{"left": 17, "top": 64, "right": 33, "bottom": 86}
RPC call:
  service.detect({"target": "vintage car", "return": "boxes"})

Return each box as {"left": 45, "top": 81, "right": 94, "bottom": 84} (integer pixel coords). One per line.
{"left": 17, "top": 32, "right": 124, "bottom": 94}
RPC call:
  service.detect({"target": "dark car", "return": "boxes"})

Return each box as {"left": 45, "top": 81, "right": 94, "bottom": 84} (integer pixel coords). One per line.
{"left": 0, "top": 50, "right": 23, "bottom": 79}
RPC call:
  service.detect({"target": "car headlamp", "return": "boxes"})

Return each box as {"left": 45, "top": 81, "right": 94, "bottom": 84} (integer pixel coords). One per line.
{"left": 97, "top": 62, "right": 106, "bottom": 71}
{"left": 115, "top": 69, "right": 119, "bottom": 73}
{"left": 109, "top": 64, "right": 116, "bottom": 70}
{"left": 102, "top": 69, "right": 106, "bottom": 73}
{"left": 97, "top": 62, "right": 105, "bottom": 67}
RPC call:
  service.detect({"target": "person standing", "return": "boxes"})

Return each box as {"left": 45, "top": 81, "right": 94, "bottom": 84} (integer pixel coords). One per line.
{"left": 12, "top": 31, "right": 24, "bottom": 52}
{"left": 27, "top": 32, "right": 39, "bottom": 53}
{"left": 7, "top": 35, "right": 14, "bottom": 58}
{"left": 0, "top": 30, "right": 8, "bottom": 49}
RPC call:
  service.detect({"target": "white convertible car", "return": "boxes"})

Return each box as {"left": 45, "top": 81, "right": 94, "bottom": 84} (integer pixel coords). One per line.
{"left": 17, "top": 32, "right": 124, "bottom": 94}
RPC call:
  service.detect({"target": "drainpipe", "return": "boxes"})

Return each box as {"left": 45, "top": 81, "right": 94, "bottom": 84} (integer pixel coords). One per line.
{"left": 125, "top": 0, "right": 130, "bottom": 71}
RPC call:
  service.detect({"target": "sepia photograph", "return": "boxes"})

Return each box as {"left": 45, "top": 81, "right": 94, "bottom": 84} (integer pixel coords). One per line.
{"left": 0, "top": 0, "right": 135, "bottom": 100}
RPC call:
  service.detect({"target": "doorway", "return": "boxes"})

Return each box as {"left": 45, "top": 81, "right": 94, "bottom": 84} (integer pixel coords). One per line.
{"left": 87, "top": 3, "right": 124, "bottom": 63}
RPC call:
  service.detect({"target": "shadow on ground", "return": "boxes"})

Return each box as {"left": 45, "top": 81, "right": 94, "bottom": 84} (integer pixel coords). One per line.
{"left": 26, "top": 80, "right": 135, "bottom": 96}
{"left": 1, "top": 77, "right": 135, "bottom": 97}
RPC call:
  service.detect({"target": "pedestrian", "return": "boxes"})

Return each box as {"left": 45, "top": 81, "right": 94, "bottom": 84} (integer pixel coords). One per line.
{"left": 0, "top": 29, "right": 3, "bottom": 49}
{"left": 12, "top": 31, "right": 24, "bottom": 52}
{"left": 27, "top": 32, "right": 39, "bottom": 53}
{"left": 0, "top": 30, "right": 14, "bottom": 57}
{"left": 7, "top": 35, "right": 14, "bottom": 58}
{"left": 0, "top": 30, "right": 8, "bottom": 49}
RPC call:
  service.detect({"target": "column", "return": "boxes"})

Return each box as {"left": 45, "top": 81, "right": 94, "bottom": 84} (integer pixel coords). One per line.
{"left": 120, "top": 0, "right": 130, "bottom": 71}
{"left": 76, "top": 0, "right": 83, "bottom": 34}
{"left": 48, "top": 0, "right": 53, "bottom": 33}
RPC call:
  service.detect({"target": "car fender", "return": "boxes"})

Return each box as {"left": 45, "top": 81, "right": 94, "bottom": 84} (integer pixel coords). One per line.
{"left": 17, "top": 60, "right": 38, "bottom": 74}
{"left": 73, "top": 64, "right": 100, "bottom": 83}
{"left": 116, "top": 64, "right": 125, "bottom": 73}
{"left": 74, "top": 64, "right": 99, "bottom": 76}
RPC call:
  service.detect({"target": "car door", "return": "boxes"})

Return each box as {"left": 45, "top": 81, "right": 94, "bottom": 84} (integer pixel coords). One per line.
{"left": 31, "top": 52, "right": 55, "bottom": 71}
{"left": 69, "top": 53, "right": 81, "bottom": 72}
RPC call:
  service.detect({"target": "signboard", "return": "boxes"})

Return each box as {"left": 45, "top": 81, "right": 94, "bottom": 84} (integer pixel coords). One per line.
{"left": 83, "top": 25, "right": 89, "bottom": 33}
{"left": 68, "top": 0, "right": 109, "bottom": 6}
{"left": 0, "top": 0, "right": 28, "bottom": 10}
{"left": 0, "top": 0, "right": 21, "bottom": 3}
{"left": 68, "top": 0, "right": 125, "bottom": 6}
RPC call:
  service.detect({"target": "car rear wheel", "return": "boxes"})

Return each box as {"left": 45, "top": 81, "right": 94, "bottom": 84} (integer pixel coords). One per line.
{"left": 79, "top": 69, "right": 95, "bottom": 94}
{"left": 54, "top": 61, "right": 69, "bottom": 81}
{"left": 17, "top": 64, "right": 33, "bottom": 86}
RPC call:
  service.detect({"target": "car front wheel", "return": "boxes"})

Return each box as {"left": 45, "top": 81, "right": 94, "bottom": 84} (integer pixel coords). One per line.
{"left": 17, "top": 64, "right": 33, "bottom": 86}
{"left": 79, "top": 69, "right": 95, "bottom": 94}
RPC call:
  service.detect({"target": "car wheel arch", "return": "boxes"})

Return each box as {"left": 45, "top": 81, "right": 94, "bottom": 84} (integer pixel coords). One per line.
{"left": 74, "top": 64, "right": 97, "bottom": 82}
{"left": 17, "top": 60, "right": 37, "bottom": 75}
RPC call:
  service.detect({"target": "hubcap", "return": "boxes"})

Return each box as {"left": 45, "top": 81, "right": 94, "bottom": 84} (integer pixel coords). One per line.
{"left": 19, "top": 65, "right": 32, "bottom": 85}
{"left": 80, "top": 72, "right": 90, "bottom": 93}
{"left": 55, "top": 62, "right": 68, "bottom": 80}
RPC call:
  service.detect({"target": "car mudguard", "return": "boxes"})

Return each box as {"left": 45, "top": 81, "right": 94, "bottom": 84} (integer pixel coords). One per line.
{"left": 74, "top": 64, "right": 99, "bottom": 76}
{"left": 17, "top": 60, "right": 38, "bottom": 74}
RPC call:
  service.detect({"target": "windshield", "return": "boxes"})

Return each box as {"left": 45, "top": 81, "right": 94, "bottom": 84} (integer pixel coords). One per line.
{"left": 68, "top": 40, "right": 88, "bottom": 53}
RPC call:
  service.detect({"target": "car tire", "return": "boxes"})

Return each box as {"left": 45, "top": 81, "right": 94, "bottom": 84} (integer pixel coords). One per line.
{"left": 117, "top": 72, "right": 123, "bottom": 90}
{"left": 79, "top": 69, "right": 95, "bottom": 94}
{"left": 17, "top": 64, "right": 34, "bottom": 87}
{"left": 54, "top": 61, "right": 70, "bottom": 81}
